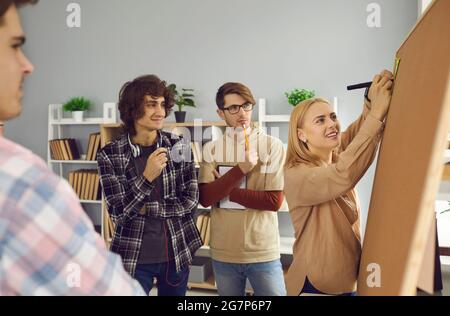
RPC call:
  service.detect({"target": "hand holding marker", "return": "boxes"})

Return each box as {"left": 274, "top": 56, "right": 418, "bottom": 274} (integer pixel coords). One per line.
{"left": 347, "top": 59, "right": 400, "bottom": 100}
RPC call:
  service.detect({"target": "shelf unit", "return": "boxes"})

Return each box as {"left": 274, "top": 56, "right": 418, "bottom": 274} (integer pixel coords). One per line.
{"left": 48, "top": 103, "right": 118, "bottom": 238}
{"left": 49, "top": 159, "right": 98, "bottom": 164}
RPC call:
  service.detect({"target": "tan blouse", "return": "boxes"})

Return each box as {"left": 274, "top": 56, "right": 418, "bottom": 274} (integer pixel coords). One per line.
{"left": 284, "top": 102, "right": 384, "bottom": 295}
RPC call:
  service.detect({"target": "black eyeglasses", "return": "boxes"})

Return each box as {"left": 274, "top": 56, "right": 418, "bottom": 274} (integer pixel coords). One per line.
{"left": 221, "top": 103, "right": 254, "bottom": 114}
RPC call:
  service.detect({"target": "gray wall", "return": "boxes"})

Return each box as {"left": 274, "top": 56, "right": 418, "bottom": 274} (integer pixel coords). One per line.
{"left": 9, "top": 0, "right": 418, "bottom": 235}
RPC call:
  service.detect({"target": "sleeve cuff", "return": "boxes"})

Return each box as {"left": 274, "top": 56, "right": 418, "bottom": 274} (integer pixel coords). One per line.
{"left": 360, "top": 114, "right": 384, "bottom": 138}
{"left": 133, "top": 175, "right": 156, "bottom": 196}
{"left": 364, "top": 99, "right": 372, "bottom": 113}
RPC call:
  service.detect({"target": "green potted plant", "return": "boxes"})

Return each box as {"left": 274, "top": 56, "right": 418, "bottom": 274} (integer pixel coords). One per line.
{"left": 285, "top": 88, "right": 315, "bottom": 106}
{"left": 168, "top": 84, "right": 196, "bottom": 123}
{"left": 63, "top": 97, "right": 91, "bottom": 122}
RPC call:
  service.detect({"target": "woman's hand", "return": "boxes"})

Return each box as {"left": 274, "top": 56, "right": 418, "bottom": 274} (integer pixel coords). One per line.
{"left": 369, "top": 70, "right": 394, "bottom": 121}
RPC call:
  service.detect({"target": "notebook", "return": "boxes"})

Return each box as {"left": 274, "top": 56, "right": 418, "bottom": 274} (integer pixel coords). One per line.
{"left": 217, "top": 165, "right": 246, "bottom": 210}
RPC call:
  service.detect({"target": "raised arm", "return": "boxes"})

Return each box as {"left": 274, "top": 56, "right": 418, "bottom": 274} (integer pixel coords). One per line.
{"left": 285, "top": 115, "right": 383, "bottom": 207}
{"left": 285, "top": 70, "right": 393, "bottom": 207}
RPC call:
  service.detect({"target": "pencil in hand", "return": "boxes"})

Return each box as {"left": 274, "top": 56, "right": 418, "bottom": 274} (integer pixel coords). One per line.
{"left": 243, "top": 124, "right": 250, "bottom": 151}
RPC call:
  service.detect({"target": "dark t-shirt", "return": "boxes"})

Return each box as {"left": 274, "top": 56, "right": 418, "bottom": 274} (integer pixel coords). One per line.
{"left": 133, "top": 143, "right": 171, "bottom": 264}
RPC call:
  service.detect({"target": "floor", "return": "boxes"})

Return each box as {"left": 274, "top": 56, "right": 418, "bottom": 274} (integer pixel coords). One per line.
{"left": 440, "top": 262, "right": 450, "bottom": 296}
{"left": 148, "top": 263, "right": 450, "bottom": 296}
{"left": 149, "top": 287, "right": 218, "bottom": 296}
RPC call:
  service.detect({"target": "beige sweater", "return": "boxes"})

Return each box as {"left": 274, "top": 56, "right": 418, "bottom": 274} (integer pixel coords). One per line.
{"left": 284, "top": 102, "right": 384, "bottom": 295}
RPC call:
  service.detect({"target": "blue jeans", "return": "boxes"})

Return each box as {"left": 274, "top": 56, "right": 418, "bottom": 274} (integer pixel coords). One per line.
{"left": 134, "top": 262, "right": 190, "bottom": 296}
{"left": 300, "top": 277, "right": 356, "bottom": 296}
{"left": 212, "top": 259, "right": 286, "bottom": 296}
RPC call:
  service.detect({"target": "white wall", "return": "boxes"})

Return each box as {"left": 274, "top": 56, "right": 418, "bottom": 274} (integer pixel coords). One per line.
{"left": 11, "top": 0, "right": 418, "bottom": 238}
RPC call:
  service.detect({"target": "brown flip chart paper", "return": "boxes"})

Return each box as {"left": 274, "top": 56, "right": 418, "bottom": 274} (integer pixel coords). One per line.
{"left": 358, "top": 0, "right": 450, "bottom": 295}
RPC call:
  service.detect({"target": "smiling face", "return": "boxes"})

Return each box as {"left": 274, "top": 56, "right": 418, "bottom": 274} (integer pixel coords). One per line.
{"left": 217, "top": 93, "right": 253, "bottom": 128}
{"left": 134, "top": 95, "right": 166, "bottom": 132}
{"left": 0, "top": 5, "right": 34, "bottom": 121}
{"left": 297, "top": 101, "right": 341, "bottom": 158}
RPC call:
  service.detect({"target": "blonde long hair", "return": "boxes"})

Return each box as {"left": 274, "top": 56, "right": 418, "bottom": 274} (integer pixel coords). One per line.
{"left": 285, "top": 97, "right": 338, "bottom": 169}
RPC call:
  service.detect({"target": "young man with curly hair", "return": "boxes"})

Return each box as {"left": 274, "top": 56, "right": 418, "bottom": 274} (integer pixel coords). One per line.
{"left": 97, "top": 75, "right": 202, "bottom": 296}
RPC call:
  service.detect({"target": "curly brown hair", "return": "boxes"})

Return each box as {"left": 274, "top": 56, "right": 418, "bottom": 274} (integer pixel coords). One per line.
{"left": 118, "top": 74, "right": 175, "bottom": 136}
{"left": 0, "top": 0, "right": 38, "bottom": 25}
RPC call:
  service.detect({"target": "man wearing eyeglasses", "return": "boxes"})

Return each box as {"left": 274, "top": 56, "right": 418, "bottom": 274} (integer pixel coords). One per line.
{"left": 198, "top": 82, "right": 287, "bottom": 296}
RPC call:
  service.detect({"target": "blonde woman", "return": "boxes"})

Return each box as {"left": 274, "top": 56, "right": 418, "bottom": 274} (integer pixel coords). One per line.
{"left": 284, "top": 70, "right": 393, "bottom": 296}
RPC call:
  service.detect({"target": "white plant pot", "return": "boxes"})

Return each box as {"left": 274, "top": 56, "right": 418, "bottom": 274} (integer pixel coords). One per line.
{"left": 72, "top": 111, "right": 84, "bottom": 122}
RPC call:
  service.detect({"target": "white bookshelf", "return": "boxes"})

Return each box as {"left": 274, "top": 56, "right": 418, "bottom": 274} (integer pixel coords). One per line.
{"left": 49, "top": 159, "right": 98, "bottom": 164}
{"left": 48, "top": 103, "right": 118, "bottom": 239}
{"left": 49, "top": 118, "right": 110, "bottom": 125}
{"left": 80, "top": 200, "right": 103, "bottom": 205}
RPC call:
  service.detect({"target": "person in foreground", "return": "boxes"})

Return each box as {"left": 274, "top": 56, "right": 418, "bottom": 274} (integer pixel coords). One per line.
{"left": 0, "top": 0, "right": 144, "bottom": 295}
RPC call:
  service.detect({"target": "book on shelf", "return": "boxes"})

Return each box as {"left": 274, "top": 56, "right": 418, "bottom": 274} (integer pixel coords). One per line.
{"left": 86, "top": 172, "right": 94, "bottom": 200}
{"left": 86, "top": 133, "right": 101, "bottom": 161}
{"left": 204, "top": 216, "right": 211, "bottom": 246}
{"left": 93, "top": 173, "right": 101, "bottom": 200}
{"left": 59, "top": 139, "right": 70, "bottom": 160}
{"left": 49, "top": 139, "right": 80, "bottom": 161}
{"left": 86, "top": 133, "right": 95, "bottom": 160}
{"left": 63, "top": 140, "right": 73, "bottom": 160}
{"left": 67, "top": 169, "right": 101, "bottom": 200}
{"left": 107, "top": 207, "right": 115, "bottom": 236}
{"left": 200, "top": 214, "right": 209, "bottom": 244}
{"left": 49, "top": 139, "right": 61, "bottom": 160}
{"left": 195, "top": 211, "right": 210, "bottom": 246}
{"left": 49, "top": 140, "right": 58, "bottom": 160}
{"left": 444, "top": 163, "right": 450, "bottom": 180}
{"left": 75, "top": 171, "right": 82, "bottom": 197}
{"left": 68, "top": 171, "right": 74, "bottom": 188}
{"left": 196, "top": 212, "right": 204, "bottom": 232}
{"left": 66, "top": 139, "right": 80, "bottom": 160}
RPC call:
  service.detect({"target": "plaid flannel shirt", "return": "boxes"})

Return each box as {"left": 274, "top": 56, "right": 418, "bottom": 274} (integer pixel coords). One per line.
{"left": 0, "top": 137, "right": 144, "bottom": 296}
{"left": 97, "top": 131, "right": 202, "bottom": 276}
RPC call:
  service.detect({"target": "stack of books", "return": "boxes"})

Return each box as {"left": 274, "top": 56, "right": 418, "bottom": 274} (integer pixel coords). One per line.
{"left": 68, "top": 169, "right": 101, "bottom": 200}
{"left": 49, "top": 139, "right": 80, "bottom": 160}
{"left": 86, "top": 132, "right": 101, "bottom": 161}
